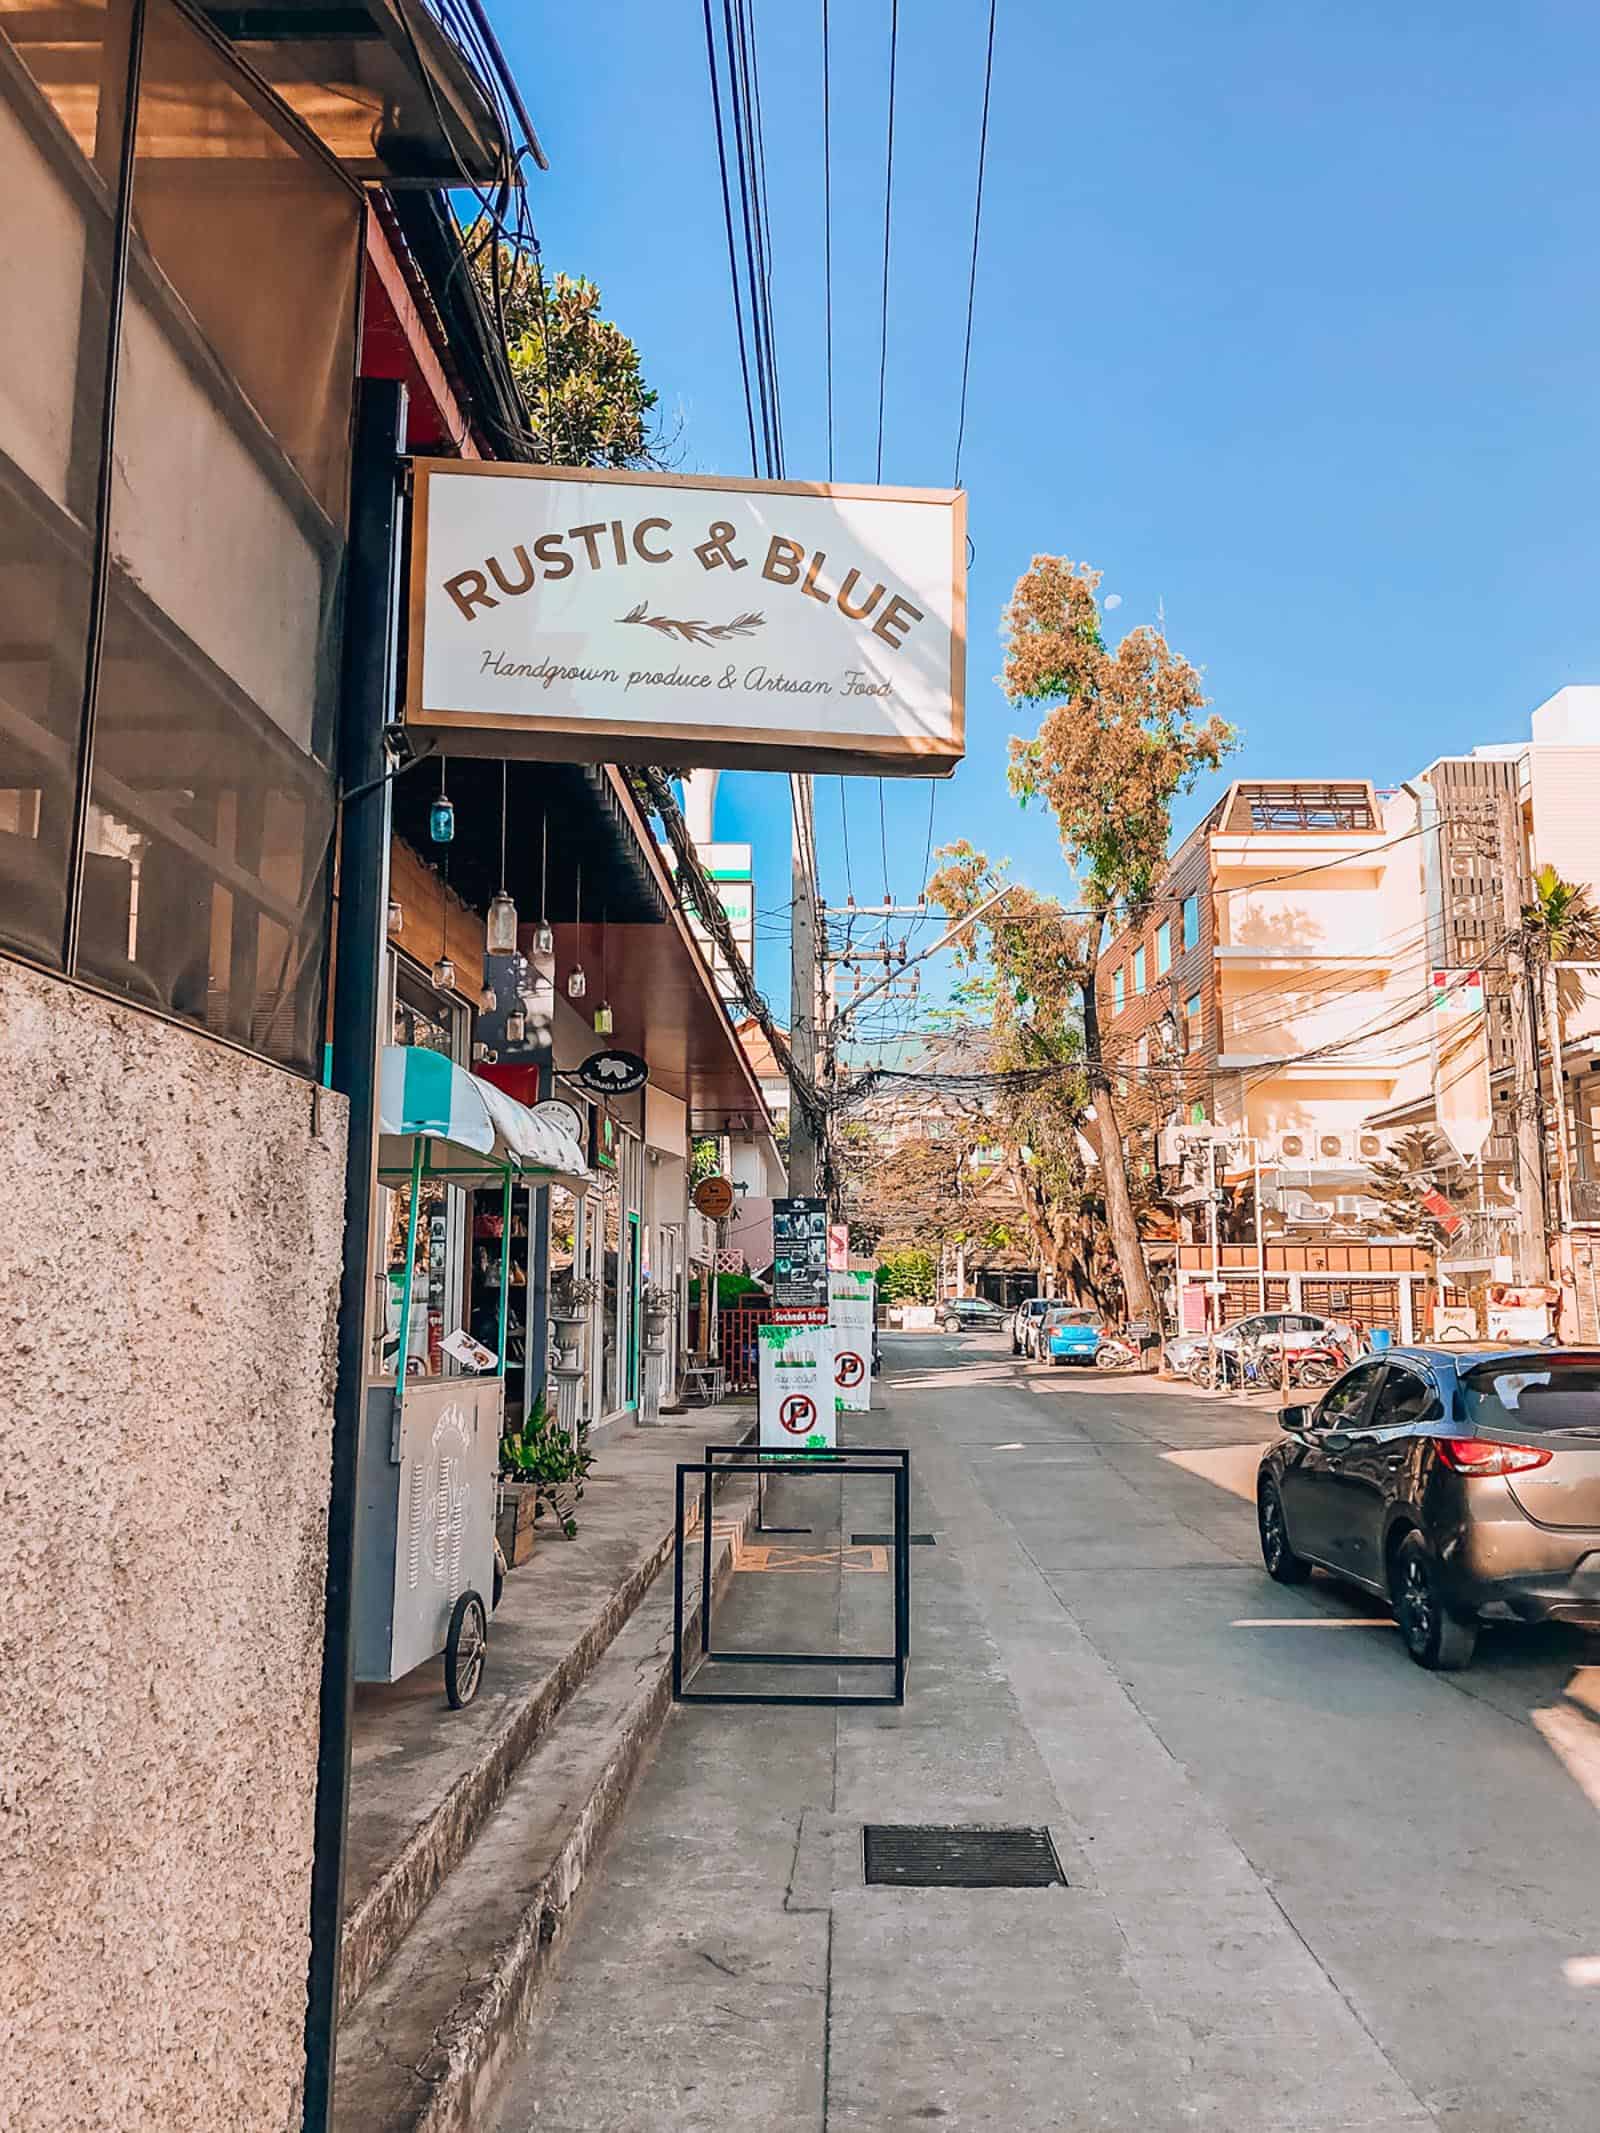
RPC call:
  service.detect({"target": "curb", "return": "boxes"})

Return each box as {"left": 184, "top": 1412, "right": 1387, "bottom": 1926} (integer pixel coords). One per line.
{"left": 333, "top": 1474, "right": 759, "bottom": 2133}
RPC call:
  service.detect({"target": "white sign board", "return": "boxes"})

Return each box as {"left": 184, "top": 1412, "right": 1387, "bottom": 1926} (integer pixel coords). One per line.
{"left": 758, "top": 1322, "right": 837, "bottom": 1450}
{"left": 829, "top": 1269, "right": 874, "bottom": 1412}
{"left": 408, "top": 464, "right": 965, "bottom": 777}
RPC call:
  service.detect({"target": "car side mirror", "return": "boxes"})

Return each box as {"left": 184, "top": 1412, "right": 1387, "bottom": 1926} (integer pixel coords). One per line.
{"left": 1279, "top": 1404, "right": 1311, "bottom": 1433}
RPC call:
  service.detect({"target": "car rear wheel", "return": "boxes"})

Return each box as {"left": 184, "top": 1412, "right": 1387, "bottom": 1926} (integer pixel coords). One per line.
{"left": 1258, "top": 1481, "right": 1312, "bottom": 1584}
{"left": 1392, "top": 1532, "right": 1477, "bottom": 1671}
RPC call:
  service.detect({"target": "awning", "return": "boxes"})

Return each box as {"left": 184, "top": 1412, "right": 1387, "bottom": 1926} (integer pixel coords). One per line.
{"left": 378, "top": 1046, "right": 589, "bottom": 1186}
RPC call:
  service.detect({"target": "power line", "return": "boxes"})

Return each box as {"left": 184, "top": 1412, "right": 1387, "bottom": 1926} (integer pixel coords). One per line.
{"left": 875, "top": 0, "right": 899, "bottom": 484}
{"left": 701, "top": 0, "right": 760, "bottom": 473}
{"left": 821, "top": 0, "right": 834, "bottom": 483}
{"left": 952, "top": 0, "right": 997, "bottom": 493}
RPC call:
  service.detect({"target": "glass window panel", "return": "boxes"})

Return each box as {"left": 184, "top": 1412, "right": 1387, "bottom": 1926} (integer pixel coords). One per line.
{"left": 1132, "top": 946, "right": 1145, "bottom": 995}
{"left": 0, "top": 2, "right": 132, "bottom": 967}
{"left": 80, "top": 0, "right": 360, "bottom": 1070}
{"left": 1156, "top": 920, "right": 1172, "bottom": 974}
{"left": 1183, "top": 894, "right": 1199, "bottom": 950}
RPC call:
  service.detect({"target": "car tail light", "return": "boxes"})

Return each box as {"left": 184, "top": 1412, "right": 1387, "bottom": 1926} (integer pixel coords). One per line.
{"left": 1437, "top": 1437, "right": 1553, "bottom": 1477}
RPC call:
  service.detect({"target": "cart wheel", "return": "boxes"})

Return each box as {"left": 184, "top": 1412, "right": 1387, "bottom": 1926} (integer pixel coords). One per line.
{"left": 445, "top": 1590, "right": 487, "bottom": 1709}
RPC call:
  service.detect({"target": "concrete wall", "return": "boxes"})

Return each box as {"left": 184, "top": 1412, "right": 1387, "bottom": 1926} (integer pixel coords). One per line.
{"left": 0, "top": 960, "right": 348, "bottom": 2133}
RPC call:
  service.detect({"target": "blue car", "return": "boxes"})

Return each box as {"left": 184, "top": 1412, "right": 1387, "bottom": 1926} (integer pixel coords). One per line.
{"left": 1045, "top": 1307, "right": 1104, "bottom": 1366}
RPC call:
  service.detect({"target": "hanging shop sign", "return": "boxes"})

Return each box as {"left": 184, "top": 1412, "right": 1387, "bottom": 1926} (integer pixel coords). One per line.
{"left": 771, "top": 1195, "right": 829, "bottom": 1324}
{"left": 692, "top": 1174, "right": 736, "bottom": 1220}
{"left": 530, "top": 1098, "right": 584, "bottom": 1144}
{"left": 758, "top": 1322, "right": 837, "bottom": 1451}
{"left": 573, "top": 1048, "right": 648, "bottom": 1096}
{"left": 406, "top": 464, "right": 966, "bottom": 778}
{"left": 830, "top": 1268, "right": 875, "bottom": 1413}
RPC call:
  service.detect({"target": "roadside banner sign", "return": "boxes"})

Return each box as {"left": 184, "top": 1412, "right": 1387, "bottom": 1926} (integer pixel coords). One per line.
{"left": 771, "top": 1195, "right": 829, "bottom": 1323}
{"left": 407, "top": 464, "right": 966, "bottom": 778}
{"left": 827, "top": 1220, "right": 850, "bottom": 1270}
{"left": 758, "top": 1323, "right": 836, "bottom": 1450}
{"left": 830, "top": 1268, "right": 874, "bottom": 1412}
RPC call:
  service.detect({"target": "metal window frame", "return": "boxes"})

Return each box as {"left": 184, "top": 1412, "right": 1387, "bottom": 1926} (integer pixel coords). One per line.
{"left": 20, "top": 0, "right": 364, "bottom": 1079}
{"left": 672, "top": 1445, "right": 911, "bottom": 1708}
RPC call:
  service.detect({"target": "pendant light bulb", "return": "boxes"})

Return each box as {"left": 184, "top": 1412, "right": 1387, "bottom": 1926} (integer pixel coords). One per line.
{"left": 477, "top": 978, "right": 498, "bottom": 1014}
{"left": 505, "top": 1008, "right": 527, "bottom": 1045}
{"left": 567, "top": 965, "right": 587, "bottom": 1001}
{"left": 431, "top": 955, "right": 456, "bottom": 993}
{"left": 486, "top": 891, "right": 518, "bottom": 954}
{"left": 533, "top": 918, "right": 555, "bottom": 958}
{"left": 593, "top": 1002, "right": 614, "bottom": 1036}
{"left": 430, "top": 755, "right": 454, "bottom": 845}
{"left": 386, "top": 896, "right": 403, "bottom": 935}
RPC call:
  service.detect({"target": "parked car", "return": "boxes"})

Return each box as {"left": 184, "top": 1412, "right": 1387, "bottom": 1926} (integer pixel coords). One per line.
{"left": 1011, "top": 1297, "right": 1052, "bottom": 1356}
{"left": 1167, "top": 1311, "right": 1341, "bottom": 1380}
{"left": 1257, "top": 1345, "right": 1600, "bottom": 1670}
{"left": 1044, "top": 1306, "right": 1104, "bottom": 1367}
{"left": 937, "top": 1295, "right": 1009, "bottom": 1332}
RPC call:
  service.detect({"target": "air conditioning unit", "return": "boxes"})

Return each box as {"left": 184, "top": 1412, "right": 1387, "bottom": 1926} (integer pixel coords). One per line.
{"left": 1278, "top": 1131, "right": 1308, "bottom": 1161}
{"left": 1316, "top": 1131, "right": 1346, "bottom": 1163}
{"left": 1356, "top": 1130, "right": 1385, "bottom": 1162}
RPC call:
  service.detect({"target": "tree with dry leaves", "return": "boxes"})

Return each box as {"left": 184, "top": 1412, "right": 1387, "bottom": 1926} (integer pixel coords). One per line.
{"left": 925, "top": 846, "right": 1143, "bottom": 1311}
{"left": 999, "top": 559, "right": 1236, "bottom": 1322}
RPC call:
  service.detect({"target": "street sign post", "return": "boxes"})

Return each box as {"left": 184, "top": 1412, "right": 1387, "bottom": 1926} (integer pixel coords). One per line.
{"left": 757, "top": 1322, "right": 836, "bottom": 1451}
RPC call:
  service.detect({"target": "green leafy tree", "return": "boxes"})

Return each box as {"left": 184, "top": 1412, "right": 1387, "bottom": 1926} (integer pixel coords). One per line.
{"left": 876, "top": 1249, "right": 938, "bottom": 1304}
{"left": 1000, "top": 558, "right": 1236, "bottom": 1322}
{"left": 468, "top": 226, "right": 665, "bottom": 467}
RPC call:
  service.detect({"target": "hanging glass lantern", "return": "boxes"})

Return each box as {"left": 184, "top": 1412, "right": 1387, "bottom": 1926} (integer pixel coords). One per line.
{"left": 486, "top": 889, "right": 518, "bottom": 954}
{"left": 431, "top": 756, "right": 454, "bottom": 844}
{"left": 431, "top": 955, "right": 456, "bottom": 992}
{"left": 593, "top": 1001, "right": 614, "bottom": 1036}
{"left": 566, "top": 964, "right": 587, "bottom": 1000}
{"left": 505, "top": 1007, "right": 528, "bottom": 1045}
{"left": 477, "top": 978, "right": 498, "bottom": 1013}
{"left": 386, "top": 896, "right": 403, "bottom": 935}
{"left": 532, "top": 918, "right": 555, "bottom": 958}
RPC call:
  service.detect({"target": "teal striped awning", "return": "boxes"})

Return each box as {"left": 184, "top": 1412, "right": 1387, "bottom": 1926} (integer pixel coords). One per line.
{"left": 378, "top": 1046, "right": 589, "bottom": 1186}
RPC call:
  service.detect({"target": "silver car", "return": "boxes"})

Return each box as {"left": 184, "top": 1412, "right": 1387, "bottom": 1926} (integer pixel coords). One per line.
{"left": 1011, "top": 1298, "right": 1052, "bottom": 1357}
{"left": 1166, "top": 1310, "right": 1340, "bottom": 1378}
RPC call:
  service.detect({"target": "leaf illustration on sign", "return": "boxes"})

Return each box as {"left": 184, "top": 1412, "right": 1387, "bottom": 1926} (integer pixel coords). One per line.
{"left": 618, "top": 602, "right": 765, "bottom": 646}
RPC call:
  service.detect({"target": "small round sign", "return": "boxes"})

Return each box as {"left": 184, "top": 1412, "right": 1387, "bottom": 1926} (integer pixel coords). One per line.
{"left": 778, "top": 1393, "right": 817, "bottom": 1436}
{"left": 692, "top": 1175, "right": 736, "bottom": 1219}
{"left": 530, "top": 1098, "right": 583, "bottom": 1144}
{"left": 835, "top": 1350, "right": 865, "bottom": 1390}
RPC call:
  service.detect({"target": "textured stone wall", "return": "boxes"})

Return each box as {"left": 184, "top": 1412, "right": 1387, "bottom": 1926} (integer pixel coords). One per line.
{"left": 0, "top": 960, "right": 348, "bottom": 2132}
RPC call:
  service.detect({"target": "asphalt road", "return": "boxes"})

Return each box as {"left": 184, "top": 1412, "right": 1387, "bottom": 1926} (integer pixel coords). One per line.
{"left": 491, "top": 1332, "right": 1600, "bottom": 2133}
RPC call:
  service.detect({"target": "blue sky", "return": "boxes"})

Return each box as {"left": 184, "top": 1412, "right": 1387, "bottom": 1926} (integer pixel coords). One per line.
{"left": 497, "top": 0, "right": 1600, "bottom": 1024}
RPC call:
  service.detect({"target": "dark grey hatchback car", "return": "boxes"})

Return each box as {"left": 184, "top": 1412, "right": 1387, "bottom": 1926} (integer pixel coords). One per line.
{"left": 1257, "top": 1346, "right": 1600, "bottom": 1670}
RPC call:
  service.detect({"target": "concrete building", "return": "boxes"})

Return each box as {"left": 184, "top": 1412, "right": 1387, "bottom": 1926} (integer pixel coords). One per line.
{"left": 1099, "top": 779, "right": 1436, "bottom": 1337}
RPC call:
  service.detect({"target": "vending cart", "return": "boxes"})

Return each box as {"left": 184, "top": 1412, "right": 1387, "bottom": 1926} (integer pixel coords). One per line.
{"left": 355, "top": 1046, "right": 588, "bottom": 1706}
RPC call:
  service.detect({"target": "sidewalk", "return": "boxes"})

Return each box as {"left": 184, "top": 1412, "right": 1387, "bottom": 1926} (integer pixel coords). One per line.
{"left": 334, "top": 1403, "right": 757, "bottom": 2133}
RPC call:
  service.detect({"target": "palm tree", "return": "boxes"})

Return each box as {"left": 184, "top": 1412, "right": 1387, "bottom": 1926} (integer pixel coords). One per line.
{"left": 1520, "top": 865, "right": 1600, "bottom": 1226}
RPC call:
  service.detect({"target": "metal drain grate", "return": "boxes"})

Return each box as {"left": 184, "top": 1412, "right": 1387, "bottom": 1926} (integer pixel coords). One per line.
{"left": 863, "top": 1825, "right": 1066, "bottom": 1889}
{"left": 851, "top": 1532, "right": 936, "bottom": 1546}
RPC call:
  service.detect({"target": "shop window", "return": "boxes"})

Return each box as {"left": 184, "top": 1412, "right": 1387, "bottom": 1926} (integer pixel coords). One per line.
{"left": 1156, "top": 920, "right": 1172, "bottom": 975}
{"left": 1182, "top": 895, "right": 1199, "bottom": 951}
{"left": 0, "top": 6, "right": 135, "bottom": 968}
{"left": 74, "top": 0, "right": 361, "bottom": 1072}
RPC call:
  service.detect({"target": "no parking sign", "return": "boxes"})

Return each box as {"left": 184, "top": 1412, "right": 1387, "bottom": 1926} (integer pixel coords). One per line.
{"left": 758, "top": 1323, "right": 836, "bottom": 1449}
{"left": 830, "top": 1269, "right": 874, "bottom": 1412}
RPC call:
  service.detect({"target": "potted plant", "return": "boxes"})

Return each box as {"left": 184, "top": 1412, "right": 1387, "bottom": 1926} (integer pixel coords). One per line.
{"left": 501, "top": 1402, "right": 595, "bottom": 1540}
{"left": 640, "top": 1280, "right": 673, "bottom": 1353}
{"left": 497, "top": 1392, "right": 555, "bottom": 1566}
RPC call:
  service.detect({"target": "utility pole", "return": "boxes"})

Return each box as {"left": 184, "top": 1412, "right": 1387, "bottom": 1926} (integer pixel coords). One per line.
{"left": 1498, "top": 791, "right": 1548, "bottom": 1283}
{"left": 788, "top": 773, "right": 821, "bottom": 1196}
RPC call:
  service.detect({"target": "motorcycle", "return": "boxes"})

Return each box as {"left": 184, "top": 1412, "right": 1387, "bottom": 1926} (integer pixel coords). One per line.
{"left": 1094, "top": 1335, "right": 1138, "bottom": 1371}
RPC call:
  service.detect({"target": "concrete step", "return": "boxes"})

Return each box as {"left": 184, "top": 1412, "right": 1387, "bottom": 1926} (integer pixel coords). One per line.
{"left": 332, "top": 1476, "right": 756, "bottom": 2133}
{"left": 341, "top": 1411, "right": 753, "bottom": 2015}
